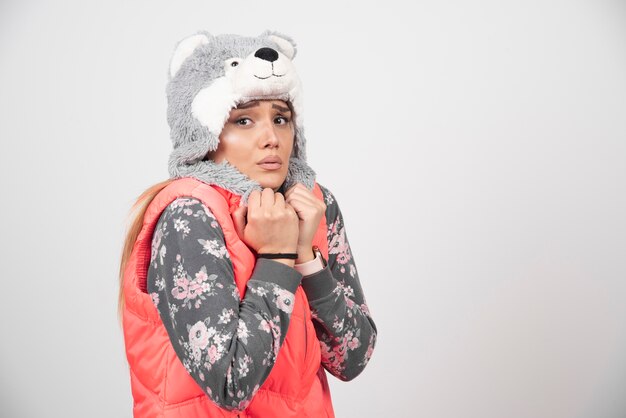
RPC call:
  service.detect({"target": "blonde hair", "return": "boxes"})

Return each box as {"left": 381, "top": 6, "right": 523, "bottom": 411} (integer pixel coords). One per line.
{"left": 118, "top": 179, "right": 175, "bottom": 317}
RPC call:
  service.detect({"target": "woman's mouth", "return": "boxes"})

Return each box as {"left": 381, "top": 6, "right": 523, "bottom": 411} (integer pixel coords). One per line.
{"left": 257, "top": 156, "right": 283, "bottom": 170}
{"left": 258, "top": 162, "right": 282, "bottom": 170}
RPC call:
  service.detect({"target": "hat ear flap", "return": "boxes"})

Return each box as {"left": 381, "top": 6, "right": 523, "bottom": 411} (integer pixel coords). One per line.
{"left": 169, "top": 32, "right": 212, "bottom": 78}
{"left": 261, "top": 30, "right": 297, "bottom": 59}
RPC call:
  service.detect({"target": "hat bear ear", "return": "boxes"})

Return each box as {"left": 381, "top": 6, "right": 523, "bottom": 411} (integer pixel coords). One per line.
{"left": 169, "top": 32, "right": 212, "bottom": 78}
{"left": 261, "top": 30, "right": 297, "bottom": 60}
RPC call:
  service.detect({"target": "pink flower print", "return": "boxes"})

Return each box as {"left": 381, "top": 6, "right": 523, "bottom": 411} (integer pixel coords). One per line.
{"left": 274, "top": 288, "right": 295, "bottom": 314}
{"left": 237, "top": 322, "right": 251, "bottom": 344}
{"left": 325, "top": 346, "right": 343, "bottom": 373}
{"left": 195, "top": 269, "right": 208, "bottom": 282}
{"left": 334, "top": 337, "right": 348, "bottom": 358}
{"left": 172, "top": 277, "right": 189, "bottom": 299}
{"left": 187, "top": 281, "right": 202, "bottom": 300}
{"left": 258, "top": 319, "right": 271, "bottom": 333}
{"left": 345, "top": 297, "right": 355, "bottom": 309}
{"left": 332, "top": 284, "right": 343, "bottom": 297}
{"left": 151, "top": 229, "right": 164, "bottom": 263}
{"left": 237, "top": 355, "right": 252, "bottom": 377}
{"left": 320, "top": 348, "right": 332, "bottom": 363}
{"left": 332, "top": 318, "right": 344, "bottom": 332}
{"left": 347, "top": 337, "right": 360, "bottom": 351}
{"left": 207, "top": 345, "right": 218, "bottom": 365}
{"left": 173, "top": 218, "right": 190, "bottom": 235}
{"left": 329, "top": 226, "right": 351, "bottom": 265}
{"left": 268, "top": 316, "right": 282, "bottom": 357}
{"left": 183, "top": 208, "right": 193, "bottom": 216}
{"left": 360, "top": 303, "right": 370, "bottom": 316}
{"left": 150, "top": 292, "right": 159, "bottom": 307}
{"left": 206, "top": 326, "right": 217, "bottom": 339}
{"left": 237, "top": 398, "right": 252, "bottom": 411}
{"left": 191, "top": 345, "right": 202, "bottom": 363}
{"left": 337, "top": 252, "right": 350, "bottom": 265}
{"left": 329, "top": 218, "right": 339, "bottom": 235}
{"left": 189, "top": 321, "right": 210, "bottom": 350}
{"left": 359, "top": 334, "right": 376, "bottom": 366}
{"left": 199, "top": 239, "right": 228, "bottom": 258}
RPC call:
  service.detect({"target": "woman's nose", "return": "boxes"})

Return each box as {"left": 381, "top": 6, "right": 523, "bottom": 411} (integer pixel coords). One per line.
{"left": 259, "top": 123, "right": 279, "bottom": 148}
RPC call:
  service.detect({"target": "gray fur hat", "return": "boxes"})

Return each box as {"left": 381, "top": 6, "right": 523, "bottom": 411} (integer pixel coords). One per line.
{"left": 166, "top": 30, "right": 316, "bottom": 204}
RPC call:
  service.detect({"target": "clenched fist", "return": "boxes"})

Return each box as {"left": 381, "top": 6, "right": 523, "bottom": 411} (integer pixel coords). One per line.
{"left": 231, "top": 188, "right": 300, "bottom": 262}
{"left": 284, "top": 183, "right": 326, "bottom": 263}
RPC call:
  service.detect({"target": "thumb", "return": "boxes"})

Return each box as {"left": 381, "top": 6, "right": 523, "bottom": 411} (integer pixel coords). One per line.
{"left": 231, "top": 205, "right": 248, "bottom": 238}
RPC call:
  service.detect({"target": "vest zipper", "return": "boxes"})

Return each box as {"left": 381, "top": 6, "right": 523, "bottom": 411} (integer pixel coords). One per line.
{"left": 302, "top": 298, "right": 308, "bottom": 364}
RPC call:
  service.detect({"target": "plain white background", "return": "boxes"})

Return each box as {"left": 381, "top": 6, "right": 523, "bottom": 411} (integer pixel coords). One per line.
{"left": 1, "top": 1, "right": 625, "bottom": 417}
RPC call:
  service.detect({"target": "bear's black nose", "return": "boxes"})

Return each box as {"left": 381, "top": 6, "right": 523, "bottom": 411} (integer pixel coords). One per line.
{"left": 255, "top": 47, "right": 279, "bottom": 62}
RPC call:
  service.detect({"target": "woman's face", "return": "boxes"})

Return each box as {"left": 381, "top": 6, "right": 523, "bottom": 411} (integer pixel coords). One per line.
{"left": 208, "top": 100, "right": 294, "bottom": 191}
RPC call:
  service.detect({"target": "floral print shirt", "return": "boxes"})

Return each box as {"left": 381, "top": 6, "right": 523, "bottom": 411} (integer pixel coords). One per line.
{"left": 147, "top": 184, "right": 377, "bottom": 410}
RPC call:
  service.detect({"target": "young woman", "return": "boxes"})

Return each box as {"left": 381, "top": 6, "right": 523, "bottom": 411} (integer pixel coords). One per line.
{"left": 119, "top": 31, "right": 377, "bottom": 418}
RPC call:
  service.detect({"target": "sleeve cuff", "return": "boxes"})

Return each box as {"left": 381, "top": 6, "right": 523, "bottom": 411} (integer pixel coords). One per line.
{"left": 300, "top": 266, "right": 338, "bottom": 301}
{"left": 250, "top": 258, "right": 303, "bottom": 294}
{"left": 294, "top": 251, "right": 325, "bottom": 276}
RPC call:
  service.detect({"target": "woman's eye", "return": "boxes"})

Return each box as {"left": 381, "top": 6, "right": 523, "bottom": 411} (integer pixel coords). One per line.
{"left": 274, "top": 116, "right": 290, "bottom": 125}
{"left": 235, "top": 118, "right": 251, "bottom": 126}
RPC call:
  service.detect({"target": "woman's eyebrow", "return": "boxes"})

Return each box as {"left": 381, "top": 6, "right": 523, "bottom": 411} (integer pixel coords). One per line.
{"left": 272, "top": 104, "right": 291, "bottom": 113}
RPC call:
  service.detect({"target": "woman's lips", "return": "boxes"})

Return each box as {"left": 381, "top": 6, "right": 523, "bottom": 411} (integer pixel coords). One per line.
{"left": 258, "top": 162, "right": 282, "bottom": 170}
{"left": 257, "top": 156, "right": 282, "bottom": 171}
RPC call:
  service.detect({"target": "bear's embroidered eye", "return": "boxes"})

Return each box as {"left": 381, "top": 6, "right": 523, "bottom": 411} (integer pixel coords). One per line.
{"left": 225, "top": 58, "right": 242, "bottom": 72}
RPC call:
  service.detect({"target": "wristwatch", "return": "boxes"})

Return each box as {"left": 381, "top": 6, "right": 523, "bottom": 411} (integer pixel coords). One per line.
{"left": 294, "top": 245, "right": 327, "bottom": 276}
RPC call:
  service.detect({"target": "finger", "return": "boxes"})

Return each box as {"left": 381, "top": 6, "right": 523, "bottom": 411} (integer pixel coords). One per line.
{"left": 283, "top": 183, "right": 302, "bottom": 197}
{"left": 231, "top": 205, "right": 248, "bottom": 238}
{"left": 286, "top": 187, "right": 317, "bottom": 206}
{"left": 274, "top": 191, "right": 286, "bottom": 208}
{"left": 283, "top": 183, "right": 299, "bottom": 199}
{"left": 285, "top": 196, "right": 312, "bottom": 218}
{"left": 261, "top": 188, "right": 275, "bottom": 208}
{"left": 248, "top": 190, "right": 261, "bottom": 208}
{"left": 285, "top": 183, "right": 306, "bottom": 197}
{"left": 287, "top": 184, "right": 314, "bottom": 199}
{"left": 284, "top": 202, "right": 299, "bottom": 219}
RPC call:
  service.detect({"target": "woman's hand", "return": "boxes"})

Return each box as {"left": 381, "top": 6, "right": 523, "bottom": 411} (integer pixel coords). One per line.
{"left": 284, "top": 183, "right": 326, "bottom": 264}
{"left": 232, "top": 188, "right": 300, "bottom": 266}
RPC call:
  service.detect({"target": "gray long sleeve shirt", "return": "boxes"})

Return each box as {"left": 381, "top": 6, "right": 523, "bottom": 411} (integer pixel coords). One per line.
{"left": 147, "top": 184, "right": 377, "bottom": 410}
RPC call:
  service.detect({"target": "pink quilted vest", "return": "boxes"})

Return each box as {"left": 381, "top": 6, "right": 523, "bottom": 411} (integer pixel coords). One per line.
{"left": 122, "top": 177, "right": 335, "bottom": 417}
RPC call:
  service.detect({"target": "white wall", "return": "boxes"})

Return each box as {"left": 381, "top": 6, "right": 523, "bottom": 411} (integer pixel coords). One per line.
{"left": 1, "top": 0, "right": 625, "bottom": 417}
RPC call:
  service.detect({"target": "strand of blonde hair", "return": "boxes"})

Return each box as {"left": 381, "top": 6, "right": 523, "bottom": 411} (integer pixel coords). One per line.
{"left": 118, "top": 179, "right": 175, "bottom": 318}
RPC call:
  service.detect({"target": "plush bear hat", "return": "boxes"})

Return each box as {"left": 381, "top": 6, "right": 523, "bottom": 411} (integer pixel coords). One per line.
{"left": 166, "top": 30, "right": 316, "bottom": 203}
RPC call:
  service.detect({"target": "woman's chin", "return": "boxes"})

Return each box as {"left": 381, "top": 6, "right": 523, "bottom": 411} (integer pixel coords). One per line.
{"left": 253, "top": 172, "right": 287, "bottom": 191}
